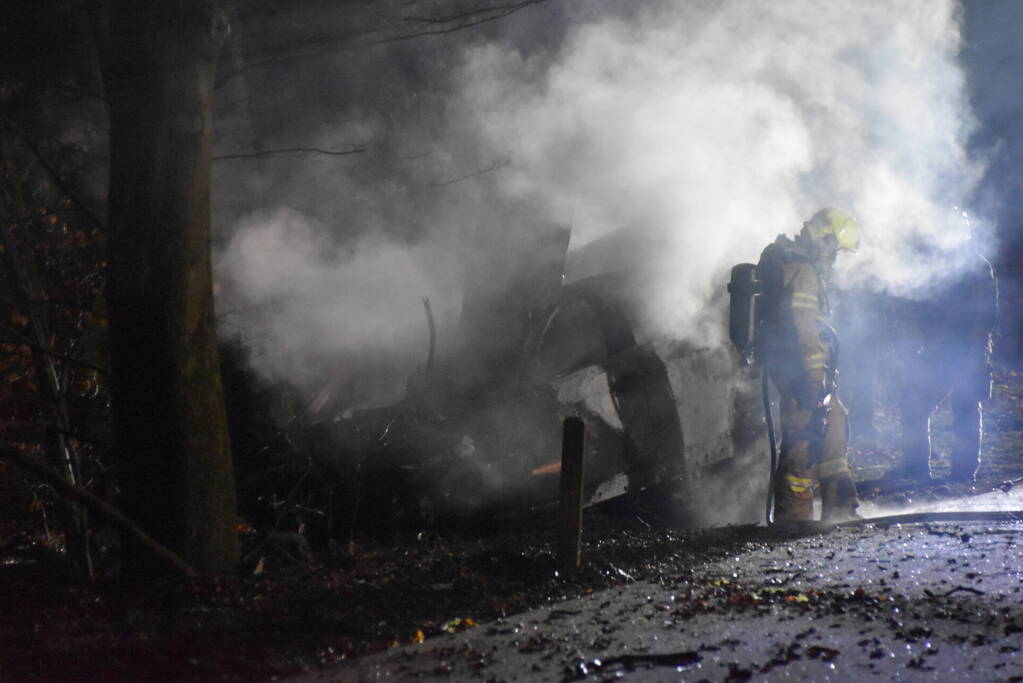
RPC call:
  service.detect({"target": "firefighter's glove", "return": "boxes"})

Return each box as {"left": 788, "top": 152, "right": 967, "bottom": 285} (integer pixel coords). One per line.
{"left": 795, "top": 381, "right": 824, "bottom": 412}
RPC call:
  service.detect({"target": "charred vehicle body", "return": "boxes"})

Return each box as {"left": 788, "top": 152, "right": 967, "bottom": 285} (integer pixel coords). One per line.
{"left": 319, "top": 226, "right": 773, "bottom": 530}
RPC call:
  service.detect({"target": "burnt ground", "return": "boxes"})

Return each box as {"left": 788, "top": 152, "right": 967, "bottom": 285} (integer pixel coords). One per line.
{"left": 1, "top": 364, "right": 1021, "bottom": 682}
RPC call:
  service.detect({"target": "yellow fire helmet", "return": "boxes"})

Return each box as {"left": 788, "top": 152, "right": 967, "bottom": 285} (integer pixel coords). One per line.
{"left": 804, "top": 207, "right": 860, "bottom": 253}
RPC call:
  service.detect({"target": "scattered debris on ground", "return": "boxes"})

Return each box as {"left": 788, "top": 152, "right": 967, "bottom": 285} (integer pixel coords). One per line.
{"left": 1, "top": 366, "right": 1020, "bottom": 681}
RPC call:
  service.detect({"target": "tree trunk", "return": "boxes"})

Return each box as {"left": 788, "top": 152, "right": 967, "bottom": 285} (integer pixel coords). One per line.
{"left": 102, "top": 0, "right": 238, "bottom": 574}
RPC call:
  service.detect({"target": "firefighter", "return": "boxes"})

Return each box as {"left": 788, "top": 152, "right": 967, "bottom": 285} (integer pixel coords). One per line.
{"left": 886, "top": 238, "right": 998, "bottom": 484}
{"left": 757, "top": 208, "right": 861, "bottom": 522}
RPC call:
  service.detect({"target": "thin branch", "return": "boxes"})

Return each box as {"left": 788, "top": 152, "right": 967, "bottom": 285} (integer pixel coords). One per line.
{"left": 241, "top": 463, "right": 314, "bottom": 566}
{"left": 43, "top": 82, "right": 108, "bottom": 105}
{"left": 217, "top": 0, "right": 551, "bottom": 88}
{"left": 2, "top": 422, "right": 111, "bottom": 450}
{"left": 0, "top": 323, "right": 111, "bottom": 378}
{"left": 0, "top": 445, "right": 196, "bottom": 578}
{"left": 0, "top": 118, "right": 107, "bottom": 230}
{"left": 364, "top": 0, "right": 550, "bottom": 43}
{"left": 212, "top": 146, "right": 365, "bottom": 161}
{"left": 422, "top": 159, "right": 509, "bottom": 187}
{"left": 422, "top": 296, "right": 435, "bottom": 371}
{"left": 1, "top": 207, "right": 91, "bottom": 225}
{"left": 60, "top": 285, "right": 109, "bottom": 390}
{"left": 0, "top": 86, "right": 108, "bottom": 117}
{"left": 0, "top": 321, "right": 35, "bottom": 347}
{"left": 402, "top": 1, "right": 545, "bottom": 25}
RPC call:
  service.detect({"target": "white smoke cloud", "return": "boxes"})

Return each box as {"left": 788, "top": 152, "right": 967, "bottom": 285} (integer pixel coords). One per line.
{"left": 455, "top": 0, "right": 983, "bottom": 340}
{"left": 215, "top": 0, "right": 985, "bottom": 398}
{"left": 215, "top": 208, "right": 461, "bottom": 404}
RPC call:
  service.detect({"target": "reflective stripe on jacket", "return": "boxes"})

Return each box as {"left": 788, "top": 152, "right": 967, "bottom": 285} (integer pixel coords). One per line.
{"left": 756, "top": 234, "right": 830, "bottom": 389}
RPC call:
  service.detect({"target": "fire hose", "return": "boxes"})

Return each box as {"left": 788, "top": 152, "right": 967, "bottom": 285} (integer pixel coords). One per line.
{"left": 837, "top": 509, "right": 1023, "bottom": 527}
{"left": 762, "top": 370, "right": 778, "bottom": 526}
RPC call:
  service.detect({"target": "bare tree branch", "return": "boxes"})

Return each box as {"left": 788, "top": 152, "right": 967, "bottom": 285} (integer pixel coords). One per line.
{"left": 0, "top": 326, "right": 110, "bottom": 378}
{"left": 216, "top": 0, "right": 552, "bottom": 89}
{"left": 4, "top": 421, "right": 111, "bottom": 450}
{"left": 0, "top": 445, "right": 196, "bottom": 579}
{"left": 422, "top": 158, "right": 509, "bottom": 186}
{"left": 212, "top": 146, "right": 366, "bottom": 161}
{"left": 0, "top": 118, "right": 107, "bottom": 230}
{"left": 402, "top": 1, "right": 546, "bottom": 25}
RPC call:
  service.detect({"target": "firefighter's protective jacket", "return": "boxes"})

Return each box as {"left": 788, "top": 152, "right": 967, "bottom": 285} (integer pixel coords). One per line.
{"left": 756, "top": 234, "right": 832, "bottom": 407}
{"left": 887, "top": 250, "right": 998, "bottom": 401}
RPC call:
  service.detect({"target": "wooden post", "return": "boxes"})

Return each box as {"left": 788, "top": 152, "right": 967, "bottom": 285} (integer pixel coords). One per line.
{"left": 557, "top": 417, "right": 586, "bottom": 575}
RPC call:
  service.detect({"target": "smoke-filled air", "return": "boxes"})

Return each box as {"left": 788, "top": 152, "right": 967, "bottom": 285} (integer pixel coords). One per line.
{"left": 215, "top": 0, "right": 984, "bottom": 404}
{"left": 7, "top": 3, "right": 1023, "bottom": 669}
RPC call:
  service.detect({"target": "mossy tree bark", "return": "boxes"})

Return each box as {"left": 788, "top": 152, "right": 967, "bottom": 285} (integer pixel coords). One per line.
{"left": 99, "top": 0, "right": 238, "bottom": 574}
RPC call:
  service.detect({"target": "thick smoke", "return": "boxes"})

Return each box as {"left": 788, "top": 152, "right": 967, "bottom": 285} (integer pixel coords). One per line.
{"left": 455, "top": 0, "right": 984, "bottom": 341}
{"left": 216, "top": 208, "right": 462, "bottom": 400}
{"left": 215, "top": 0, "right": 985, "bottom": 402}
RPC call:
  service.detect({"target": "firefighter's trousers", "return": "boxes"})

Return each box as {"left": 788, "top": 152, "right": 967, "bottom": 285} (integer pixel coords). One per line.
{"left": 896, "top": 347, "right": 989, "bottom": 482}
{"left": 900, "top": 391, "right": 983, "bottom": 481}
{"left": 773, "top": 386, "right": 859, "bottom": 522}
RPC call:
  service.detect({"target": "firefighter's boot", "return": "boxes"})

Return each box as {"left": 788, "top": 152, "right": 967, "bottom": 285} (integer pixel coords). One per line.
{"left": 818, "top": 397, "right": 859, "bottom": 522}
{"left": 774, "top": 397, "right": 817, "bottom": 522}
{"left": 820, "top": 473, "right": 860, "bottom": 524}
{"left": 949, "top": 399, "right": 981, "bottom": 484}
{"left": 774, "top": 473, "right": 814, "bottom": 522}
{"left": 893, "top": 396, "right": 934, "bottom": 481}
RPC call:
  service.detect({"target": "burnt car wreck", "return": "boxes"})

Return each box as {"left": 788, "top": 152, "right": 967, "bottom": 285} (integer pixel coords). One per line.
{"left": 313, "top": 227, "right": 772, "bottom": 531}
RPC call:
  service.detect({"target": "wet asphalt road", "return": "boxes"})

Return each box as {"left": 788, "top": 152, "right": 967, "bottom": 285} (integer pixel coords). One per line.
{"left": 315, "top": 489, "right": 1023, "bottom": 681}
